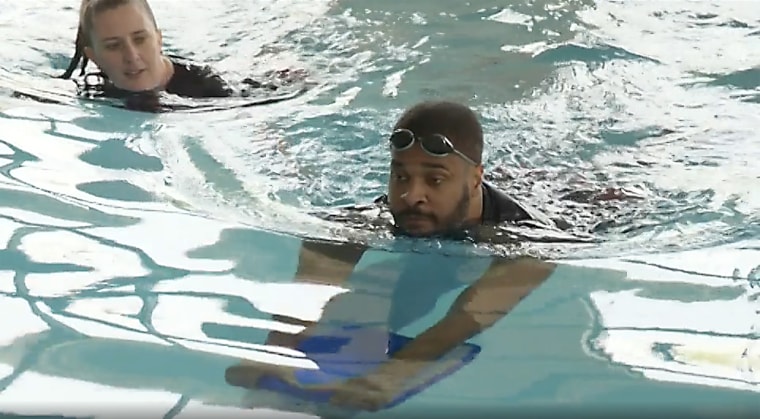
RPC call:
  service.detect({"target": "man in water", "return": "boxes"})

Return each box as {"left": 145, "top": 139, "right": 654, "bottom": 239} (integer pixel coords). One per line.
{"left": 376, "top": 99, "right": 557, "bottom": 237}
{"left": 317, "top": 98, "right": 575, "bottom": 245}
{"left": 224, "top": 101, "right": 565, "bottom": 411}
{"left": 294, "top": 99, "right": 583, "bottom": 282}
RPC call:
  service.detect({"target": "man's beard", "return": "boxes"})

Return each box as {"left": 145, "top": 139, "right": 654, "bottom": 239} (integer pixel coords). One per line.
{"left": 392, "top": 184, "right": 472, "bottom": 238}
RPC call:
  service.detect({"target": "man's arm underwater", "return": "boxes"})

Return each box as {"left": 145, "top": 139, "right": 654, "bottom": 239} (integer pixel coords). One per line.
{"left": 265, "top": 239, "right": 368, "bottom": 348}
{"left": 320, "top": 255, "right": 556, "bottom": 411}
{"left": 390, "top": 256, "right": 555, "bottom": 363}
{"left": 226, "top": 253, "right": 556, "bottom": 411}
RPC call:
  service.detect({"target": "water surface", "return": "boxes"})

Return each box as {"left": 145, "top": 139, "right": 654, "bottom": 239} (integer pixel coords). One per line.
{"left": 0, "top": 0, "right": 758, "bottom": 416}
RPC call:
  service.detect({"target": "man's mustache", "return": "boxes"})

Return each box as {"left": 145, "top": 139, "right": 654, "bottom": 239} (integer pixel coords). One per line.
{"left": 395, "top": 208, "right": 437, "bottom": 223}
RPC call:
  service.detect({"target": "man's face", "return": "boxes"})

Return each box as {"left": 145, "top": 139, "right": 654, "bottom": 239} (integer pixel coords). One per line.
{"left": 387, "top": 140, "right": 479, "bottom": 237}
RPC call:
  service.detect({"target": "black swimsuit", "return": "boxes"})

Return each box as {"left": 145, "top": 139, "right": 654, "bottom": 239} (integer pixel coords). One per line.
{"left": 311, "top": 180, "right": 561, "bottom": 242}
{"left": 479, "top": 181, "right": 557, "bottom": 227}
{"left": 373, "top": 181, "right": 555, "bottom": 227}
{"left": 163, "top": 59, "right": 233, "bottom": 98}
{"left": 75, "top": 55, "right": 289, "bottom": 112}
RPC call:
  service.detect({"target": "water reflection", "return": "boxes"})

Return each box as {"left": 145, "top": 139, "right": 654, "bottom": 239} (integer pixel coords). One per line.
{"left": 0, "top": 220, "right": 558, "bottom": 417}
{"left": 568, "top": 243, "right": 760, "bottom": 394}
{"left": 0, "top": 106, "right": 179, "bottom": 219}
{"left": 0, "top": 1, "right": 759, "bottom": 417}
{"left": 223, "top": 239, "right": 554, "bottom": 413}
{"left": 0, "top": 206, "right": 758, "bottom": 416}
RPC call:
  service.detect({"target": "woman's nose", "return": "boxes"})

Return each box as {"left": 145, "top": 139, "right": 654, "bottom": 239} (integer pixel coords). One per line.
{"left": 122, "top": 41, "right": 140, "bottom": 64}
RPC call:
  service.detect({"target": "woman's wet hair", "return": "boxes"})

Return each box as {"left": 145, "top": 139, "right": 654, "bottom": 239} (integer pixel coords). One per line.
{"left": 392, "top": 100, "right": 484, "bottom": 165}
{"left": 58, "top": 0, "right": 158, "bottom": 79}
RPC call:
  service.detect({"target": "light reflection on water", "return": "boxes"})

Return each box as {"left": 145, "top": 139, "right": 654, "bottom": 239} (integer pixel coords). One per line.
{"left": 0, "top": 0, "right": 758, "bottom": 416}
{"left": 0, "top": 194, "right": 756, "bottom": 415}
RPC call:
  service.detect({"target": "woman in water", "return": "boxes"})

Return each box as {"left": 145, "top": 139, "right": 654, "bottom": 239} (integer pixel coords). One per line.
{"left": 59, "top": 0, "right": 304, "bottom": 111}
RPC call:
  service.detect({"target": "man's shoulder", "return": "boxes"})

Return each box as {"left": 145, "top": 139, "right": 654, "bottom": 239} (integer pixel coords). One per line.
{"left": 481, "top": 181, "right": 558, "bottom": 228}
{"left": 309, "top": 196, "right": 389, "bottom": 228}
{"left": 373, "top": 194, "right": 388, "bottom": 205}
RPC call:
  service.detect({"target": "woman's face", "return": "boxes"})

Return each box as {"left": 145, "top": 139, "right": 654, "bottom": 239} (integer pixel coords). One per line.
{"left": 83, "top": 2, "right": 167, "bottom": 92}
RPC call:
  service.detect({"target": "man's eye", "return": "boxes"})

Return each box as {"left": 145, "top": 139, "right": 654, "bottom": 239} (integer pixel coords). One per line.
{"left": 429, "top": 177, "right": 445, "bottom": 185}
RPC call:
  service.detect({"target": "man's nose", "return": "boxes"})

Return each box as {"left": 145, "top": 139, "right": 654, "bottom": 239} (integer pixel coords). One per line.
{"left": 401, "top": 180, "right": 427, "bottom": 206}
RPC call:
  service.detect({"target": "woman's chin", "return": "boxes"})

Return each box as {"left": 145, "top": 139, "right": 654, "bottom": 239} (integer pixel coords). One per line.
{"left": 116, "top": 79, "right": 160, "bottom": 93}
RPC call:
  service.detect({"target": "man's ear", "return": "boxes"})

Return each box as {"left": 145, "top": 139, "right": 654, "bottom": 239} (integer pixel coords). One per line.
{"left": 471, "top": 165, "right": 484, "bottom": 194}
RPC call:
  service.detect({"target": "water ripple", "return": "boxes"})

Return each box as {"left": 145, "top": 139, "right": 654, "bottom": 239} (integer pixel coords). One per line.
{"left": 0, "top": 1, "right": 759, "bottom": 413}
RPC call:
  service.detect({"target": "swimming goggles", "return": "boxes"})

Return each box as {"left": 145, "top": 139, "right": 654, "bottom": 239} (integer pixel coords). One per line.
{"left": 388, "top": 128, "right": 478, "bottom": 166}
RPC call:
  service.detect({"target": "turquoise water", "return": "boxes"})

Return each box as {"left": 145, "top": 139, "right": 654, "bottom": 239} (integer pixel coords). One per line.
{"left": 0, "top": 0, "right": 759, "bottom": 416}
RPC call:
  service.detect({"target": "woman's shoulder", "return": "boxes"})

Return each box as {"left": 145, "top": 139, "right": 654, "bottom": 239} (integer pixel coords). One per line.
{"left": 165, "top": 55, "right": 233, "bottom": 98}
{"left": 66, "top": 54, "right": 311, "bottom": 112}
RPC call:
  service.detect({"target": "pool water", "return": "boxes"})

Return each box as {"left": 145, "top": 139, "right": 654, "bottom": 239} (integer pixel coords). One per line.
{"left": 0, "top": 0, "right": 758, "bottom": 417}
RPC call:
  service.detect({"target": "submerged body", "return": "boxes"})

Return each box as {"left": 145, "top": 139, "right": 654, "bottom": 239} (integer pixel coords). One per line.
{"left": 78, "top": 55, "right": 233, "bottom": 99}
{"left": 59, "top": 0, "right": 307, "bottom": 112}
{"left": 318, "top": 180, "right": 590, "bottom": 245}
{"left": 74, "top": 54, "right": 305, "bottom": 112}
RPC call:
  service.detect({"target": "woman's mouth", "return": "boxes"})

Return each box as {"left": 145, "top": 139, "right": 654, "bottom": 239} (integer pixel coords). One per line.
{"left": 124, "top": 69, "right": 145, "bottom": 79}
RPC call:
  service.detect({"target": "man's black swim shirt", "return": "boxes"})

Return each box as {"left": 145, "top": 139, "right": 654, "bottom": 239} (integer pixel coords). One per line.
{"left": 373, "top": 181, "right": 556, "bottom": 227}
